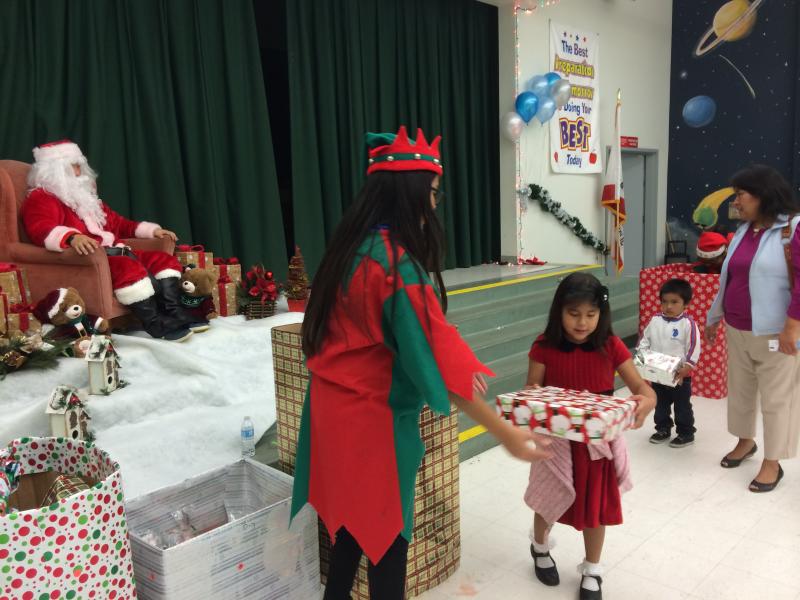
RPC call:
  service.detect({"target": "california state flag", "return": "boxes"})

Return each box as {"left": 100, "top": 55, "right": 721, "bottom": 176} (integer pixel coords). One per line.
{"left": 601, "top": 94, "right": 625, "bottom": 273}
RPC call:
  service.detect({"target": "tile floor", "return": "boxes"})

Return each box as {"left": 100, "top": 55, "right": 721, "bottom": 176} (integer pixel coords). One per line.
{"left": 417, "top": 395, "right": 800, "bottom": 600}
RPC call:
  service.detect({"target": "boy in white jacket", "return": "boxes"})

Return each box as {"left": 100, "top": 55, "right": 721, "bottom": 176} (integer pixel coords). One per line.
{"left": 638, "top": 279, "right": 702, "bottom": 448}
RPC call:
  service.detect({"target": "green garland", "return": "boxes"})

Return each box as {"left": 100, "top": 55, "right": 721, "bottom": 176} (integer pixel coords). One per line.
{"left": 526, "top": 184, "right": 610, "bottom": 255}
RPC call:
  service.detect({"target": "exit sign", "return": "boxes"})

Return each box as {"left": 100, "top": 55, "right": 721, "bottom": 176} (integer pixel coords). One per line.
{"left": 621, "top": 136, "right": 638, "bottom": 148}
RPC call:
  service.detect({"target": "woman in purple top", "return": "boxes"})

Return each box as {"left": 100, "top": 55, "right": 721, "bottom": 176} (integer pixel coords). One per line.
{"left": 706, "top": 165, "right": 800, "bottom": 493}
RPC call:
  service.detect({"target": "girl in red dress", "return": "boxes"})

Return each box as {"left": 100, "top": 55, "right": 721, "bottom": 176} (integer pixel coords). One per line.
{"left": 524, "top": 272, "right": 655, "bottom": 600}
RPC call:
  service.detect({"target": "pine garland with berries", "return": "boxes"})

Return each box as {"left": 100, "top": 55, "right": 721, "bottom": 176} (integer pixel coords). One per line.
{"left": 526, "top": 184, "right": 610, "bottom": 255}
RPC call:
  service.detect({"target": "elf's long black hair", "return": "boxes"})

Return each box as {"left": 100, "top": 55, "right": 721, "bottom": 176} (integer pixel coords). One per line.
{"left": 302, "top": 170, "right": 446, "bottom": 357}
{"left": 542, "top": 272, "right": 613, "bottom": 350}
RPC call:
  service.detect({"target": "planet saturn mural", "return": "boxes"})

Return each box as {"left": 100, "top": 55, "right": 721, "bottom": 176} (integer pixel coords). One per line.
{"left": 694, "top": 0, "right": 764, "bottom": 56}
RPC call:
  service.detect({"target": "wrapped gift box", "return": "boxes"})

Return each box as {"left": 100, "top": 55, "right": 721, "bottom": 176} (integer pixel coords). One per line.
{"left": 0, "top": 263, "right": 32, "bottom": 305}
{"left": 3, "top": 307, "right": 42, "bottom": 337}
{"left": 211, "top": 280, "right": 238, "bottom": 316}
{"left": 175, "top": 245, "right": 214, "bottom": 269}
{"left": 634, "top": 349, "right": 682, "bottom": 387}
{"left": 1, "top": 437, "right": 137, "bottom": 598}
{"left": 496, "top": 386, "right": 638, "bottom": 444}
{"left": 271, "top": 323, "right": 461, "bottom": 599}
{"left": 211, "top": 259, "right": 242, "bottom": 285}
{"left": 127, "top": 459, "right": 320, "bottom": 600}
{"left": 0, "top": 291, "right": 7, "bottom": 336}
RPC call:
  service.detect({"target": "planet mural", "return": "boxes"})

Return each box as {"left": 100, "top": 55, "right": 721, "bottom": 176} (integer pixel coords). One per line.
{"left": 682, "top": 95, "right": 717, "bottom": 128}
{"left": 694, "top": 0, "right": 764, "bottom": 57}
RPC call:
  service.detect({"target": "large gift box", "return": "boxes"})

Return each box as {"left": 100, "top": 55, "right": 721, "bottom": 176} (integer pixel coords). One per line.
{"left": 126, "top": 459, "right": 320, "bottom": 600}
{"left": 496, "top": 387, "right": 638, "bottom": 444}
{"left": 640, "top": 264, "right": 726, "bottom": 398}
{"left": 174, "top": 245, "right": 214, "bottom": 269}
{"left": 271, "top": 323, "right": 461, "bottom": 599}
{"left": 0, "top": 263, "right": 32, "bottom": 305}
{"left": 2, "top": 302, "right": 42, "bottom": 337}
{"left": 0, "top": 437, "right": 137, "bottom": 598}
{"left": 211, "top": 258, "right": 242, "bottom": 285}
{"left": 211, "top": 279, "right": 238, "bottom": 317}
{"left": 634, "top": 349, "right": 682, "bottom": 387}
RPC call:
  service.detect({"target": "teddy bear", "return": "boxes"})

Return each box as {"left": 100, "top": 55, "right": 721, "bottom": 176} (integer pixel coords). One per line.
{"left": 179, "top": 265, "right": 218, "bottom": 323}
{"left": 33, "top": 287, "right": 110, "bottom": 357}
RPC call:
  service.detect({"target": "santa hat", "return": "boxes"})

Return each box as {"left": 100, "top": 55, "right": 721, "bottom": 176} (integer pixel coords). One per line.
{"left": 32, "top": 140, "right": 85, "bottom": 164}
{"left": 33, "top": 288, "right": 69, "bottom": 324}
{"left": 696, "top": 231, "right": 729, "bottom": 259}
{"left": 365, "top": 126, "right": 442, "bottom": 175}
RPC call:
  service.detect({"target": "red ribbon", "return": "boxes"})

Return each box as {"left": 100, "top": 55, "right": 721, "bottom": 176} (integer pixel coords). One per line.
{"left": 0, "top": 263, "right": 28, "bottom": 304}
{"left": 8, "top": 303, "right": 32, "bottom": 332}
{"left": 217, "top": 280, "right": 232, "bottom": 315}
{"left": 218, "top": 275, "right": 232, "bottom": 284}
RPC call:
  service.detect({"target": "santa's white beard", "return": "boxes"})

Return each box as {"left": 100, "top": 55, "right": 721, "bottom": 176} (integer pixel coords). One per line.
{"left": 29, "top": 162, "right": 106, "bottom": 227}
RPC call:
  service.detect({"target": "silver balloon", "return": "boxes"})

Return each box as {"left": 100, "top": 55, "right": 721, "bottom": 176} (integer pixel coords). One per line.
{"left": 550, "top": 79, "right": 572, "bottom": 108}
{"left": 501, "top": 111, "right": 525, "bottom": 142}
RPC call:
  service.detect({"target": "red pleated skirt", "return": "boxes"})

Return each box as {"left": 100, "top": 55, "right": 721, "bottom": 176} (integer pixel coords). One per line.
{"left": 557, "top": 441, "right": 623, "bottom": 530}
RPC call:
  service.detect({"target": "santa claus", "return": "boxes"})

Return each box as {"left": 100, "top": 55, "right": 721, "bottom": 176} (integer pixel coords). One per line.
{"left": 21, "top": 139, "right": 207, "bottom": 342}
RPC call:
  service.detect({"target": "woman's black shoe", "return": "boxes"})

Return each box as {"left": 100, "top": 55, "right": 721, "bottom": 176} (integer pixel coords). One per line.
{"left": 720, "top": 442, "right": 757, "bottom": 468}
{"left": 579, "top": 574, "right": 603, "bottom": 600}
{"left": 529, "top": 544, "right": 559, "bottom": 586}
{"left": 749, "top": 465, "right": 783, "bottom": 493}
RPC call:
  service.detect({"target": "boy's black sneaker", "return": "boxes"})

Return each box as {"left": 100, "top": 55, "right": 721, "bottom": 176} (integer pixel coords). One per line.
{"left": 649, "top": 431, "right": 671, "bottom": 444}
{"left": 669, "top": 435, "right": 695, "bottom": 448}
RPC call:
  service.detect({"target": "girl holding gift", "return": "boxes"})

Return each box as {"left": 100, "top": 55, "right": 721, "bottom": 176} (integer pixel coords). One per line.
{"left": 525, "top": 272, "right": 656, "bottom": 600}
{"left": 291, "top": 126, "right": 552, "bottom": 600}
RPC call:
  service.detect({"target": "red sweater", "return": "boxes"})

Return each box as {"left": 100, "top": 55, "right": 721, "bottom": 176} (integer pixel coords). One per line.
{"left": 529, "top": 335, "right": 631, "bottom": 394}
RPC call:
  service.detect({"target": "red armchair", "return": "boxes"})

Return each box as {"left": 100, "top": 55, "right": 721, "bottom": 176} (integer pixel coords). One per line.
{"left": 0, "top": 160, "right": 175, "bottom": 320}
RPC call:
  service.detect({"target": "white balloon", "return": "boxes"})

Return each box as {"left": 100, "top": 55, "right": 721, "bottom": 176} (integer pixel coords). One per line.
{"left": 501, "top": 111, "right": 525, "bottom": 142}
{"left": 550, "top": 79, "right": 572, "bottom": 108}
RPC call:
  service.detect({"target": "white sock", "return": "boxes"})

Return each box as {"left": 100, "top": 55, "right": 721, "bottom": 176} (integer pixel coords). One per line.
{"left": 580, "top": 560, "right": 603, "bottom": 591}
{"left": 531, "top": 540, "right": 555, "bottom": 569}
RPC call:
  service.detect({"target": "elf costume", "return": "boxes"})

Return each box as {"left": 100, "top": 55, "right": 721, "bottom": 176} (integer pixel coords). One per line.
{"left": 290, "top": 127, "right": 492, "bottom": 565}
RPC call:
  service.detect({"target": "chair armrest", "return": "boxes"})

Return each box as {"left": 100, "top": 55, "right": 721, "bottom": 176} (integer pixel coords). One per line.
{"left": 123, "top": 238, "right": 175, "bottom": 254}
{"left": 6, "top": 242, "right": 107, "bottom": 266}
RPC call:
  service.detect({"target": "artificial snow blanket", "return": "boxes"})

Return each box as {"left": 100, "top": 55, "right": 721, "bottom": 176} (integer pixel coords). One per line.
{"left": 0, "top": 311, "right": 303, "bottom": 498}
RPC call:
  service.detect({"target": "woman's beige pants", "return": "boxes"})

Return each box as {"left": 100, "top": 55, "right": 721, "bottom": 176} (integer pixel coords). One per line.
{"left": 726, "top": 325, "right": 800, "bottom": 460}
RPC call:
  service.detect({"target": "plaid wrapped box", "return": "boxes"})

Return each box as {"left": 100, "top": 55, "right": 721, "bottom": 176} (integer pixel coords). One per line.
{"left": 0, "top": 262, "right": 32, "bottom": 305}
{"left": 211, "top": 281, "right": 238, "bottom": 316}
{"left": 271, "top": 323, "right": 461, "bottom": 599}
{"left": 634, "top": 349, "right": 682, "bottom": 387}
{"left": 41, "top": 473, "right": 90, "bottom": 505}
{"left": 496, "top": 386, "right": 638, "bottom": 444}
{"left": 175, "top": 244, "right": 214, "bottom": 268}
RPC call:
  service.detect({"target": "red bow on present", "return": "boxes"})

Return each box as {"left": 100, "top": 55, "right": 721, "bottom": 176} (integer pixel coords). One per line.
{"left": 176, "top": 244, "right": 205, "bottom": 252}
{"left": 217, "top": 275, "right": 232, "bottom": 285}
{"left": 9, "top": 303, "right": 34, "bottom": 314}
{"left": 0, "top": 263, "right": 19, "bottom": 273}
{"left": 213, "top": 257, "right": 239, "bottom": 265}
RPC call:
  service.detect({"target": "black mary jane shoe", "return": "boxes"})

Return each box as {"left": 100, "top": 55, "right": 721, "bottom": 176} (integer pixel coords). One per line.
{"left": 579, "top": 574, "right": 603, "bottom": 600}
{"left": 749, "top": 465, "right": 784, "bottom": 493}
{"left": 720, "top": 443, "right": 757, "bottom": 468}
{"left": 529, "top": 544, "right": 559, "bottom": 586}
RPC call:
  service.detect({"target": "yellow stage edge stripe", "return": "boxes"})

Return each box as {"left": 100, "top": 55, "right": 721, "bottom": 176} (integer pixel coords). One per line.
{"left": 447, "top": 264, "right": 602, "bottom": 296}
{"left": 458, "top": 424, "right": 487, "bottom": 444}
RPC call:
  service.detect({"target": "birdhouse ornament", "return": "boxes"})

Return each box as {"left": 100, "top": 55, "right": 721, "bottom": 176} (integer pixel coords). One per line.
{"left": 85, "top": 335, "right": 122, "bottom": 395}
{"left": 46, "top": 385, "right": 91, "bottom": 441}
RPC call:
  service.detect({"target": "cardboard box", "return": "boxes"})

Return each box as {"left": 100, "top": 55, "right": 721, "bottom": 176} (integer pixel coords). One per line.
{"left": 271, "top": 323, "right": 461, "bottom": 599}
{"left": 496, "top": 386, "right": 638, "bottom": 444}
{"left": 126, "top": 459, "right": 320, "bottom": 600}
{"left": 634, "top": 349, "right": 682, "bottom": 387}
{"left": 0, "top": 437, "right": 136, "bottom": 598}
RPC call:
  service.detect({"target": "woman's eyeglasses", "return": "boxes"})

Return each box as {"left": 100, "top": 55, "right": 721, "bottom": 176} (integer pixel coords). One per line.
{"left": 431, "top": 187, "right": 445, "bottom": 207}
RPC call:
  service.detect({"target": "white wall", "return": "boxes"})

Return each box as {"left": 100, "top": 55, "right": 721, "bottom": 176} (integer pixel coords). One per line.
{"left": 498, "top": 0, "right": 672, "bottom": 266}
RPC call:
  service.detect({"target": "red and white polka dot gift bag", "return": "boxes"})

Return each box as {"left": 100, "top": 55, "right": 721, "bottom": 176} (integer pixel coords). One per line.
{"left": 638, "top": 265, "right": 727, "bottom": 399}
{"left": 0, "top": 437, "right": 137, "bottom": 600}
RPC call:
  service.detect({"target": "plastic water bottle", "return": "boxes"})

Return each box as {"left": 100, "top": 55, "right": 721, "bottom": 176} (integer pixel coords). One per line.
{"left": 241, "top": 417, "right": 255, "bottom": 457}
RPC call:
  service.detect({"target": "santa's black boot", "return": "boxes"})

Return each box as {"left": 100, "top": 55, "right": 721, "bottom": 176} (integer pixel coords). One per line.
{"left": 126, "top": 296, "right": 193, "bottom": 342}
{"left": 155, "top": 276, "right": 210, "bottom": 333}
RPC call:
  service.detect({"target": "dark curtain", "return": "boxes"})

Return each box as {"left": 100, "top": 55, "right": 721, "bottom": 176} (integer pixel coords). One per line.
{"left": 286, "top": 0, "right": 500, "bottom": 274}
{"left": 0, "top": 0, "right": 287, "bottom": 277}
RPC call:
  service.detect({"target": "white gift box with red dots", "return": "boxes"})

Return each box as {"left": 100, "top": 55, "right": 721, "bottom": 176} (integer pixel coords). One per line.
{"left": 0, "top": 437, "right": 137, "bottom": 599}
{"left": 496, "top": 387, "right": 638, "bottom": 444}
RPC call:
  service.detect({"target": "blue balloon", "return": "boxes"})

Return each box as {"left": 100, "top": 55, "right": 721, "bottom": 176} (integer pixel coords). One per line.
{"left": 515, "top": 92, "right": 539, "bottom": 124}
{"left": 528, "top": 75, "right": 549, "bottom": 99}
{"left": 682, "top": 95, "right": 716, "bottom": 128}
{"left": 535, "top": 97, "right": 557, "bottom": 123}
{"left": 544, "top": 72, "right": 561, "bottom": 87}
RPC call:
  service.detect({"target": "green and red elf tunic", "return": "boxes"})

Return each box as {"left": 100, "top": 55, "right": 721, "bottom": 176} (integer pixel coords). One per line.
{"left": 290, "top": 230, "right": 492, "bottom": 563}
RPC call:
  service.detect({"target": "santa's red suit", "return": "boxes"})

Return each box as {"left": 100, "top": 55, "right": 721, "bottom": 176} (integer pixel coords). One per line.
{"left": 22, "top": 187, "right": 181, "bottom": 304}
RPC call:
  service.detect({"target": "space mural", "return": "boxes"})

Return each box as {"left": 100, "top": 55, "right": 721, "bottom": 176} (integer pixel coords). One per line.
{"left": 667, "top": 0, "right": 800, "bottom": 253}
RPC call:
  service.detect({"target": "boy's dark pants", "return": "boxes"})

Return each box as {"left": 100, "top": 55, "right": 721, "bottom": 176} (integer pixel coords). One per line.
{"left": 653, "top": 379, "right": 696, "bottom": 436}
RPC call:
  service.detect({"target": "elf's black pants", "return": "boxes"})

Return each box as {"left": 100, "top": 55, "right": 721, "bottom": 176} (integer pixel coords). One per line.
{"left": 323, "top": 527, "right": 409, "bottom": 600}
{"left": 654, "top": 379, "right": 696, "bottom": 436}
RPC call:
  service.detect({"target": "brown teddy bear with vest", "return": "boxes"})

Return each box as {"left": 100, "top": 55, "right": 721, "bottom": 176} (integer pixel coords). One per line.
{"left": 179, "top": 265, "right": 218, "bottom": 323}
{"left": 33, "top": 287, "right": 110, "bottom": 357}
